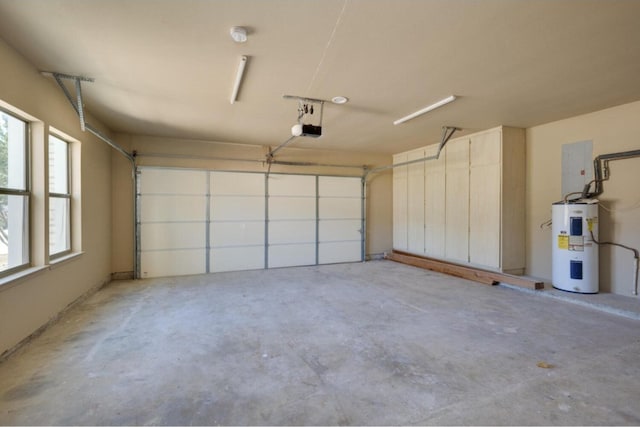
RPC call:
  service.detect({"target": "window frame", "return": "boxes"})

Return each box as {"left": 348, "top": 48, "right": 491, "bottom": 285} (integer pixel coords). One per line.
{"left": 48, "top": 133, "right": 72, "bottom": 259}
{"left": 0, "top": 106, "right": 31, "bottom": 277}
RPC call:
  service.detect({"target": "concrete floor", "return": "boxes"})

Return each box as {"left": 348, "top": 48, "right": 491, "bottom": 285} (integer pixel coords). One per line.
{"left": 1, "top": 260, "right": 640, "bottom": 425}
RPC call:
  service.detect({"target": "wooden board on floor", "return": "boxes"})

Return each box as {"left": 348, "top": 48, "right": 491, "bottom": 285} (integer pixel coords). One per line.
{"left": 386, "top": 250, "right": 544, "bottom": 290}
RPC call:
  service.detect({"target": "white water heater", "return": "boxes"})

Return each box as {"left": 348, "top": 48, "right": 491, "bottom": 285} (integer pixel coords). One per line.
{"left": 552, "top": 200, "right": 599, "bottom": 293}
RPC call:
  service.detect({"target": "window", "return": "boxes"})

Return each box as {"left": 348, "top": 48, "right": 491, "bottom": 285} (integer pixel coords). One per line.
{"left": 0, "top": 110, "right": 29, "bottom": 275}
{"left": 49, "top": 135, "right": 71, "bottom": 258}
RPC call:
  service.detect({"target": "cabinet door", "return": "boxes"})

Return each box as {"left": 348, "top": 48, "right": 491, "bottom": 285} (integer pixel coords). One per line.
{"left": 424, "top": 144, "right": 446, "bottom": 258}
{"left": 407, "top": 149, "right": 425, "bottom": 254}
{"left": 469, "top": 130, "right": 501, "bottom": 268}
{"left": 393, "top": 153, "right": 408, "bottom": 250}
{"left": 445, "top": 138, "right": 470, "bottom": 262}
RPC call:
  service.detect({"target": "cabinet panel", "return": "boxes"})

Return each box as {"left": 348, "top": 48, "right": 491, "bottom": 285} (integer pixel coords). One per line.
{"left": 445, "top": 139, "right": 469, "bottom": 262}
{"left": 470, "top": 130, "right": 501, "bottom": 166}
{"left": 469, "top": 130, "right": 501, "bottom": 267}
{"left": 469, "top": 164, "right": 501, "bottom": 267}
{"left": 393, "top": 153, "right": 408, "bottom": 250}
{"left": 424, "top": 144, "right": 446, "bottom": 257}
{"left": 407, "top": 149, "right": 425, "bottom": 254}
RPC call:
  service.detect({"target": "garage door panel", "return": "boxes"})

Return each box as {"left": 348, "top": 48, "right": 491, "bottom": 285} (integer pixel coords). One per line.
{"left": 268, "top": 244, "right": 315, "bottom": 268}
{"left": 141, "top": 223, "right": 206, "bottom": 250}
{"left": 319, "top": 241, "right": 361, "bottom": 264}
{"left": 319, "top": 219, "right": 361, "bottom": 242}
{"left": 140, "top": 195, "right": 206, "bottom": 222}
{"left": 211, "top": 246, "right": 264, "bottom": 272}
{"left": 211, "top": 196, "right": 265, "bottom": 221}
{"left": 319, "top": 198, "right": 361, "bottom": 219}
{"left": 269, "top": 198, "right": 315, "bottom": 220}
{"left": 141, "top": 249, "right": 206, "bottom": 278}
{"left": 139, "top": 168, "right": 363, "bottom": 277}
{"left": 268, "top": 174, "right": 315, "bottom": 196}
{"left": 211, "top": 172, "right": 264, "bottom": 196}
{"left": 269, "top": 221, "right": 315, "bottom": 244}
{"left": 318, "top": 176, "right": 361, "bottom": 197}
{"left": 140, "top": 169, "right": 207, "bottom": 195}
{"left": 211, "top": 221, "right": 264, "bottom": 247}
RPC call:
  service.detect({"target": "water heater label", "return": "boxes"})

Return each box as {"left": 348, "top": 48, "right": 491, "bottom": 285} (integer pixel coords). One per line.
{"left": 557, "top": 235, "right": 569, "bottom": 250}
{"left": 569, "top": 235, "right": 584, "bottom": 251}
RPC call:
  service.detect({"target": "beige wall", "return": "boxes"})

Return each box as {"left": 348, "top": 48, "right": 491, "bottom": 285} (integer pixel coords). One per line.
{"left": 0, "top": 39, "right": 112, "bottom": 355}
{"left": 111, "top": 134, "right": 393, "bottom": 275}
{"left": 526, "top": 100, "right": 640, "bottom": 295}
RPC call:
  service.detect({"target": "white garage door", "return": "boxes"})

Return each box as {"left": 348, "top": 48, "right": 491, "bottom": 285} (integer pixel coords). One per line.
{"left": 210, "top": 171, "right": 265, "bottom": 273}
{"left": 318, "top": 176, "right": 363, "bottom": 264}
{"left": 267, "top": 174, "right": 317, "bottom": 268}
{"left": 139, "top": 168, "right": 208, "bottom": 278}
{"left": 138, "top": 168, "right": 362, "bottom": 278}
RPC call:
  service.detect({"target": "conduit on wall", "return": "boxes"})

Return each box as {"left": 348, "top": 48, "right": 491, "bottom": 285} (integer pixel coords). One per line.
{"left": 582, "top": 148, "right": 640, "bottom": 199}
{"left": 578, "top": 147, "right": 640, "bottom": 295}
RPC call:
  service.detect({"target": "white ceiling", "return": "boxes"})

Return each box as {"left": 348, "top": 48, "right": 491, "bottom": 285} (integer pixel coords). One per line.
{"left": 1, "top": 0, "right": 640, "bottom": 154}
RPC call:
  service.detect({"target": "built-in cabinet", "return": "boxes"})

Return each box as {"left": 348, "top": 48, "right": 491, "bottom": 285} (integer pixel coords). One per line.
{"left": 393, "top": 126, "right": 525, "bottom": 274}
{"left": 444, "top": 137, "right": 470, "bottom": 263}
{"left": 407, "top": 149, "right": 426, "bottom": 254}
{"left": 424, "top": 143, "right": 446, "bottom": 258}
{"left": 392, "top": 153, "right": 408, "bottom": 250}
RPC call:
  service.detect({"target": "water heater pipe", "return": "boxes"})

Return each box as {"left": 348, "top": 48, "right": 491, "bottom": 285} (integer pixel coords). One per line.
{"left": 583, "top": 149, "right": 640, "bottom": 198}
{"left": 575, "top": 147, "right": 640, "bottom": 295}
{"left": 589, "top": 227, "right": 640, "bottom": 295}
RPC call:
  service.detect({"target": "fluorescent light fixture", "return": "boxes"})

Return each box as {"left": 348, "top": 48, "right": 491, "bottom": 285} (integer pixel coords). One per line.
{"left": 230, "top": 55, "right": 248, "bottom": 104}
{"left": 393, "top": 95, "right": 457, "bottom": 125}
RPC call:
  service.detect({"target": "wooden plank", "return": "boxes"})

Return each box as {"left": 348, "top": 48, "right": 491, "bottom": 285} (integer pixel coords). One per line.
{"left": 386, "top": 250, "right": 544, "bottom": 290}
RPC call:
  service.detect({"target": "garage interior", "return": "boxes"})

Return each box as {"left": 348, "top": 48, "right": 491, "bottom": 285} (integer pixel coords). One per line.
{"left": 1, "top": 1, "right": 640, "bottom": 425}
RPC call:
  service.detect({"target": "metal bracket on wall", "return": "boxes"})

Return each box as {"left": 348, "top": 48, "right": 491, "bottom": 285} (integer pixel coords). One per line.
{"left": 438, "top": 126, "right": 460, "bottom": 155}
{"left": 41, "top": 71, "right": 135, "bottom": 164}
{"left": 363, "top": 126, "right": 461, "bottom": 180}
{"left": 43, "top": 71, "right": 140, "bottom": 279}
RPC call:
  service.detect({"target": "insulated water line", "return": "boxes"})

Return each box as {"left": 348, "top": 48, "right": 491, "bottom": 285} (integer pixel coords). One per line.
{"left": 582, "top": 148, "right": 640, "bottom": 198}
{"left": 574, "top": 147, "right": 640, "bottom": 295}
{"left": 587, "top": 219, "right": 640, "bottom": 295}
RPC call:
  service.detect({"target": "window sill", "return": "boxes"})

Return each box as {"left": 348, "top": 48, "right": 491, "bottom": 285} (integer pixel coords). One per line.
{"left": 0, "top": 252, "right": 85, "bottom": 292}
{"left": 49, "top": 251, "right": 84, "bottom": 268}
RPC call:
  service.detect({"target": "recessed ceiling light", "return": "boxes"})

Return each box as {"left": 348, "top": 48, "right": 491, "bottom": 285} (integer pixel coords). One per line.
{"left": 230, "top": 26, "right": 248, "bottom": 43}
{"left": 331, "top": 96, "right": 349, "bottom": 104}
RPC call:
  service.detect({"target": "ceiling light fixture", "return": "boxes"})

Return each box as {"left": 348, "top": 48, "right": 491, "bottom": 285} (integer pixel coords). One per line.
{"left": 230, "top": 55, "right": 248, "bottom": 104}
{"left": 331, "top": 96, "right": 349, "bottom": 104}
{"left": 230, "top": 26, "right": 248, "bottom": 43}
{"left": 393, "top": 95, "right": 457, "bottom": 125}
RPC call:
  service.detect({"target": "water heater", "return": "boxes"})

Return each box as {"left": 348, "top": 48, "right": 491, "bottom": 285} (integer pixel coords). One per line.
{"left": 552, "top": 200, "right": 599, "bottom": 293}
